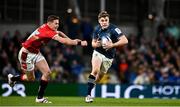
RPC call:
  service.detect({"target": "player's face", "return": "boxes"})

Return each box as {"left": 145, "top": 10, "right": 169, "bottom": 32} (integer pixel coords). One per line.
{"left": 49, "top": 19, "right": 59, "bottom": 31}
{"left": 98, "top": 17, "right": 109, "bottom": 29}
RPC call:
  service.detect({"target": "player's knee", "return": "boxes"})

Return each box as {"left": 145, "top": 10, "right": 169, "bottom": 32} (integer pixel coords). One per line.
{"left": 44, "top": 70, "right": 51, "bottom": 77}
{"left": 92, "top": 68, "right": 100, "bottom": 76}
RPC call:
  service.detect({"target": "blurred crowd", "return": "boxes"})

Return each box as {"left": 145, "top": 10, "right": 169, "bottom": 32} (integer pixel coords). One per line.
{"left": 0, "top": 19, "right": 180, "bottom": 85}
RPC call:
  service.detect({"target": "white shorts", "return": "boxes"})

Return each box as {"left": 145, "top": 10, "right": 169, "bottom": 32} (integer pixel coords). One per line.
{"left": 18, "top": 47, "right": 45, "bottom": 71}
{"left": 92, "top": 50, "right": 113, "bottom": 73}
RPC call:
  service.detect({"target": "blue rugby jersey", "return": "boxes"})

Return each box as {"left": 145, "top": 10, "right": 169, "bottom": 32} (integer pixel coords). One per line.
{"left": 92, "top": 23, "right": 123, "bottom": 59}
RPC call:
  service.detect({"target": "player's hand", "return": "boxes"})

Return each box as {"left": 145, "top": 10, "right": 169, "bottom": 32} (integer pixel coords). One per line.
{"left": 95, "top": 40, "right": 101, "bottom": 47}
{"left": 81, "top": 40, "right": 88, "bottom": 46}
{"left": 102, "top": 41, "right": 113, "bottom": 50}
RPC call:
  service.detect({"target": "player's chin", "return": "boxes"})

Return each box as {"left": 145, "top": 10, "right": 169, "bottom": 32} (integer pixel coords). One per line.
{"left": 102, "top": 26, "right": 108, "bottom": 29}
{"left": 54, "top": 27, "right": 58, "bottom": 31}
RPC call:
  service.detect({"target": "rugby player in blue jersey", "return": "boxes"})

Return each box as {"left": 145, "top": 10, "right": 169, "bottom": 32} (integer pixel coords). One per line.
{"left": 85, "top": 11, "right": 128, "bottom": 103}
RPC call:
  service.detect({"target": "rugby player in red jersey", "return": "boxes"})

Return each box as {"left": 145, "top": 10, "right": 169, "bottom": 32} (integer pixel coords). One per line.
{"left": 8, "top": 15, "right": 87, "bottom": 103}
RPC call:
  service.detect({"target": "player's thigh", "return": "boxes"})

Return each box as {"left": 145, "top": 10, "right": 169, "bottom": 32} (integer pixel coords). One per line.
{"left": 91, "top": 55, "right": 102, "bottom": 72}
{"left": 35, "top": 59, "right": 51, "bottom": 74}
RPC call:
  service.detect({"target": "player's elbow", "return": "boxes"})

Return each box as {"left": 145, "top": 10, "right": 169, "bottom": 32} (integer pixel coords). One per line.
{"left": 124, "top": 37, "right": 128, "bottom": 44}
{"left": 121, "top": 35, "right": 128, "bottom": 45}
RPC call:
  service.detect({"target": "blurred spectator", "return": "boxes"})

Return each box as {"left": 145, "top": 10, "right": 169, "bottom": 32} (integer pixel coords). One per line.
{"left": 159, "top": 67, "right": 174, "bottom": 85}
{"left": 133, "top": 65, "right": 150, "bottom": 85}
{"left": 65, "top": 14, "right": 81, "bottom": 39}
{"left": 165, "top": 20, "right": 180, "bottom": 39}
{"left": 2, "top": 63, "right": 17, "bottom": 78}
{"left": 108, "top": 70, "right": 120, "bottom": 84}
{"left": 78, "top": 70, "right": 89, "bottom": 83}
{"left": 12, "top": 30, "right": 22, "bottom": 48}
{"left": 157, "top": 21, "right": 166, "bottom": 35}
{"left": 50, "top": 60, "right": 63, "bottom": 81}
{"left": 118, "top": 57, "right": 129, "bottom": 83}
{"left": 1, "top": 31, "right": 11, "bottom": 51}
{"left": 146, "top": 68, "right": 156, "bottom": 84}
{"left": 71, "top": 59, "right": 84, "bottom": 79}
{"left": 171, "top": 68, "right": 180, "bottom": 84}
{"left": 0, "top": 50, "right": 9, "bottom": 74}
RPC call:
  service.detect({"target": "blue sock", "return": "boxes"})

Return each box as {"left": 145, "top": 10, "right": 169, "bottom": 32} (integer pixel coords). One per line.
{"left": 87, "top": 75, "right": 96, "bottom": 96}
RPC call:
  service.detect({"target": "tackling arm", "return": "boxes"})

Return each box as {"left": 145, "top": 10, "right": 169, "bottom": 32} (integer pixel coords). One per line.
{"left": 52, "top": 34, "right": 78, "bottom": 45}
{"left": 53, "top": 34, "right": 88, "bottom": 46}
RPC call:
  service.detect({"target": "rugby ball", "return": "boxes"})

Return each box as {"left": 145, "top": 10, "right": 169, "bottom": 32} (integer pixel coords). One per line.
{"left": 101, "top": 36, "right": 111, "bottom": 46}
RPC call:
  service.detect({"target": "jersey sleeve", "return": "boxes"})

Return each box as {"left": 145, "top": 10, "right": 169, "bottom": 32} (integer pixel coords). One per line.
{"left": 46, "top": 31, "right": 58, "bottom": 38}
{"left": 92, "top": 26, "right": 99, "bottom": 40}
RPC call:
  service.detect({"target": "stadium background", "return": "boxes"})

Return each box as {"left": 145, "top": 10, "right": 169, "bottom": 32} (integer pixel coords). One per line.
{"left": 0, "top": 0, "right": 180, "bottom": 99}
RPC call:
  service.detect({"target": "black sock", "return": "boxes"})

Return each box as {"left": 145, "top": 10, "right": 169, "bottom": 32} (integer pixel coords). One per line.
{"left": 37, "top": 80, "right": 48, "bottom": 99}
{"left": 87, "top": 75, "right": 96, "bottom": 96}
{"left": 11, "top": 75, "right": 21, "bottom": 82}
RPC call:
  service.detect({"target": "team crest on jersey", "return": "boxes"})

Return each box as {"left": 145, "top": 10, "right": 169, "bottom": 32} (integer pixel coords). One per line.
{"left": 115, "top": 28, "right": 121, "bottom": 34}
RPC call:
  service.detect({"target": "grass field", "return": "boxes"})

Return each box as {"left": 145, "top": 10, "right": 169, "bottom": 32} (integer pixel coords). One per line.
{"left": 0, "top": 96, "right": 180, "bottom": 106}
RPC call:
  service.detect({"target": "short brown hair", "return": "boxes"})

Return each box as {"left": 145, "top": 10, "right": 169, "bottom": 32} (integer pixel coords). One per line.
{"left": 98, "top": 11, "right": 110, "bottom": 19}
{"left": 47, "top": 15, "right": 59, "bottom": 22}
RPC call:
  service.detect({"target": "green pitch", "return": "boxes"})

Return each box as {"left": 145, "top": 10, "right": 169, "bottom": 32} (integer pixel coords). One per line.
{"left": 0, "top": 96, "right": 180, "bottom": 106}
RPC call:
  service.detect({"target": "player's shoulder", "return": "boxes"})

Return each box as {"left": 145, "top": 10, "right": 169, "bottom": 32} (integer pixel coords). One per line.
{"left": 109, "top": 24, "right": 122, "bottom": 35}
{"left": 38, "top": 24, "right": 47, "bottom": 32}
{"left": 109, "top": 23, "right": 119, "bottom": 30}
{"left": 94, "top": 25, "right": 101, "bottom": 30}
{"left": 93, "top": 25, "right": 101, "bottom": 33}
{"left": 38, "top": 24, "right": 47, "bottom": 30}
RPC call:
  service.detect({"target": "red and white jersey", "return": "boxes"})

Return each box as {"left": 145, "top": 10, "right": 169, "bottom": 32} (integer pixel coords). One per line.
{"left": 22, "top": 24, "right": 57, "bottom": 53}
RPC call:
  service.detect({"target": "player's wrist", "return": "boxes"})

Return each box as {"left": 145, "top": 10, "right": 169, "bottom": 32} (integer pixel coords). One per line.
{"left": 77, "top": 41, "right": 81, "bottom": 45}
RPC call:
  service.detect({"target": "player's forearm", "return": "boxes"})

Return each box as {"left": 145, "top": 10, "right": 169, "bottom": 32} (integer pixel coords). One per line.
{"left": 53, "top": 35, "right": 77, "bottom": 45}
{"left": 63, "top": 38, "right": 77, "bottom": 45}
{"left": 112, "top": 35, "right": 128, "bottom": 47}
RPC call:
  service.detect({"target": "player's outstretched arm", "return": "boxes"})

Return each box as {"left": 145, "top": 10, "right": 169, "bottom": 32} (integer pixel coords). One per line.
{"left": 53, "top": 34, "right": 88, "bottom": 46}
{"left": 53, "top": 34, "right": 78, "bottom": 45}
